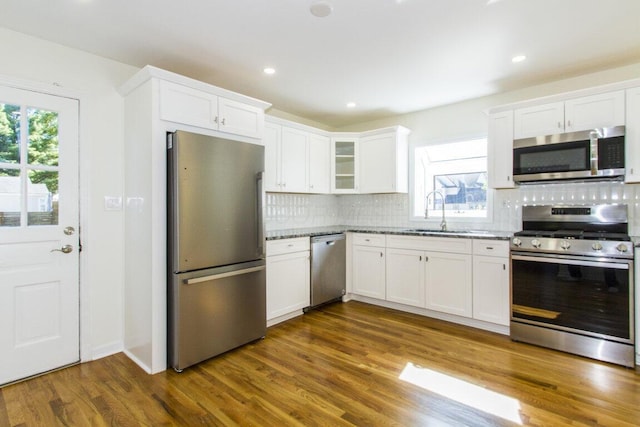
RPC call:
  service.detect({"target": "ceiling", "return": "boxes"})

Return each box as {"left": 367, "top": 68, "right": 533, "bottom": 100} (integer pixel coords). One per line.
{"left": 1, "top": 0, "right": 640, "bottom": 128}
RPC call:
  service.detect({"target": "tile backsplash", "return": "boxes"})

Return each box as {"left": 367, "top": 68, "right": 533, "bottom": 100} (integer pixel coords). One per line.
{"left": 265, "top": 181, "right": 640, "bottom": 236}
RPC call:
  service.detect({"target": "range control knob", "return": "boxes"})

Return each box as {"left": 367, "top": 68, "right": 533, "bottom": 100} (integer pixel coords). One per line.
{"left": 512, "top": 237, "right": 522, "bottom": 247}
{"left": 531, "top": 239, "right": 541, "bottom": 249}
{"left": 616, "top": 243, "right": 629, "bottom": 253}
{"left": 592, "top": 242, "right": 603, "bottom": 251}
{"left": 560, "top": 240, "right": 571, "bottom": 250}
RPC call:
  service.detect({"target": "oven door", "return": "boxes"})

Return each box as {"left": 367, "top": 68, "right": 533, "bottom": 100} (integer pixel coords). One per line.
{"left": 511, "top": 253, "right": 634, "bottom": 343}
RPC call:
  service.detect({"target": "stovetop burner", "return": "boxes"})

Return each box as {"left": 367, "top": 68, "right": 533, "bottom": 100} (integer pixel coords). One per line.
{"left": 514, "top": 230, "right": 631, "bottom": 241}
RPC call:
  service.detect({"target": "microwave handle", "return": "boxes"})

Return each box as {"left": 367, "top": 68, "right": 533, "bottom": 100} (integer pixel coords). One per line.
{"left": 589, "top": 129, "right": 601, "bottom": 176}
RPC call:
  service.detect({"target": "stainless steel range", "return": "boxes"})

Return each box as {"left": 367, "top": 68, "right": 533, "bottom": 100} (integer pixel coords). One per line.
{"left": 510, "top": 204, "right": 635, "bottom": 367}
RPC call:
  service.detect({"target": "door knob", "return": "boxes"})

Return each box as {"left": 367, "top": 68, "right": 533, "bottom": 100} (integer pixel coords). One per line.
{"left": 51, "top": 244, "right": 73, "bottom": 254}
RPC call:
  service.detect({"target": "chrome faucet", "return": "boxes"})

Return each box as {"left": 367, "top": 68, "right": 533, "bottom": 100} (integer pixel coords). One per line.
{"left": 425, "top": 190, "right": 447, "bottom": 231}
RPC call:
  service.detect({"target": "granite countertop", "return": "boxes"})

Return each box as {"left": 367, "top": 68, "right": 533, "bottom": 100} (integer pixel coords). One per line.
{"left": 266, "top": 226, "right": 513, "bottom": 241}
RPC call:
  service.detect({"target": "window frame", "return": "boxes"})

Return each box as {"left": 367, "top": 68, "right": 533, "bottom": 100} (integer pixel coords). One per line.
{"left": 408, "top": 134, "right": 494, "bottom": 227}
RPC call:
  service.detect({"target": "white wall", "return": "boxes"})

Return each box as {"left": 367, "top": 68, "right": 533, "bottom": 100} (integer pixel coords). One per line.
{"left": 0, "top": 28, "right": 139, "bottom": 359}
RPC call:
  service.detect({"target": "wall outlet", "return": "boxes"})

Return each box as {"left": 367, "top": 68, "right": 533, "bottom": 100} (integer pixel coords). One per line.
{"left": 104, "top": 196, "right": 123, "bottom": 211}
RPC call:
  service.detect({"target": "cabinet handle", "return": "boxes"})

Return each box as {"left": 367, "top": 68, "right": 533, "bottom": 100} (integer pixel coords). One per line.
{"left": 221, "top": 118, "right": 226, "bottom": 126}
{"left": 419, "top": 255, "right": 422, "bottom": 261}
{"left": 425, "top": 256, "right": 429, "bottom": 262}
{"left": 567, "top": 120, "right": 571, "bottom": 128}
{"left": 485, "top": 246, "right": 494, "bottom": 250}
{"left": 365, "top": 239, "right": 370, "bottom": 242}
{"left": 557, "top": 121, "right": 562, "bottom": 128}
{"left": 503, "top": 264, "right": 506, "bottom": 270}
{"left": 380, "top": 252, "right": 383, "bottom": 258}
{"left": 214, "top": 116, "right": 219, "bottom": 124}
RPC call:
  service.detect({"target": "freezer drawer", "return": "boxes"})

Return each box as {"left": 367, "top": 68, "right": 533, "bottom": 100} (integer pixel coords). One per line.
{"left": 310, "top": 234, "right": 346, "bottom": 308}
{"left": 169, "top": 261, "right": 266, "bottom": 371}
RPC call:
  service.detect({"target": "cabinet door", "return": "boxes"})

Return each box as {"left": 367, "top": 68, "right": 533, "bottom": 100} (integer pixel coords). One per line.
{"left": 159, "top": 80, "right": 218, "bottom": 129}
{"left": 332, "top": 138, "right": 358, "bottom": 193}
{"left": 472, "top": 255, "right": 509, "bottom": 325}
{"left": 425, "top": 251, "right": 472, "bottom": 317}
{"left": 386, "top": 248, "right": 425, "bottom": 308}
{"left": 514, "top": 102, "right": 564, "bottom": 139}
{"left": 625, "top": 87, "right": 640, "bottom": 183}
{"left": 564, "top": 91, "right": 625, "bottom": 132}
{"left": 280, "top": 127, "right": 308, "bottom": 193}
{"left": 359, "top": 133, "right": 396, "bottom": 193}
{"left": 352, "top": 245, "right": 386, "bottom": 299}
{"left": 218, "top": 97, "right": 264, "bottom": 139}
{"left": 487, "top": 111, "right": 515, "bottom": 188}
{"left": 266, "top": 251, "right": 310, "bottom": 320}
{"left": 264, "top": 122, "right": 281, "bottom": 192}
{"left": 308, "top": 133, "right": 331, "bottom": 193}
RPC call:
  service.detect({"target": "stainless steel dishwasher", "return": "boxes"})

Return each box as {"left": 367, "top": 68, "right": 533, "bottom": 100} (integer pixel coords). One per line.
{"left": 308, "top": 233, "right": 346, "bottom": 310}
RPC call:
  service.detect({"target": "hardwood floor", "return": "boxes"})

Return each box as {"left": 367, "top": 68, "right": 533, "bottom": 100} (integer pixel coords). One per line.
{"left": 1, "top": 301, "right": 639, "bottom": 426}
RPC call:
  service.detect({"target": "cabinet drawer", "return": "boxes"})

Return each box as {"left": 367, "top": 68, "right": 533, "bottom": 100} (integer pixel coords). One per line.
{"left": 386, "top": 235, "right": 472, "bottom": 254}
{"left": 266, "top": 237, "right": 310, "bottom": 256}
{"left": 351, "top": 233, "right": 386, "bottom": 247}
{"left": 472, "top": 239, "right": 510, "bottom": 257}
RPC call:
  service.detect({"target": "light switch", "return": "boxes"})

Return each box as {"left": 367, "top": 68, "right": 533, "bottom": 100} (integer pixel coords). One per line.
{"left": 104, "top": 196, "right": 123, "bottom": 211}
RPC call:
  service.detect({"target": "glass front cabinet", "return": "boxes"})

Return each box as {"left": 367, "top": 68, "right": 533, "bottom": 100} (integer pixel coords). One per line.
{"left": 331, "top": 136, "right": 358, "bottom": 193}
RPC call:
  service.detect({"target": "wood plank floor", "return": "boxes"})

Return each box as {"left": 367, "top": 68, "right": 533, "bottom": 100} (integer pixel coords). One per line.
{"left": 1, "top": 301, "right": 639, "bottom": 426}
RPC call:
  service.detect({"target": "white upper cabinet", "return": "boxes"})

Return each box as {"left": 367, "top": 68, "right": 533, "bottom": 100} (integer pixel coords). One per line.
{"left": 159, "top": 80, "right": 264, "bottom": 139}
{"left": 487, "top": 110, "right": 515, "bottom": 189}
{"left": 218, "top": 97, "right": 264, "bottom": 139}
{"left": 280, "top": 127, "right": 309, "bottom": 193}
{"left": 625, "top": 87, "right": 640, "bottom": 183}
{"left": 358, "top": 127, "right": 410, "bottom": 194}
{"left": 331, "top": 136, "right": 358, "bottom": 193}
{"left": 564, "top": 91, "right": 625, "bottom": 132}
{"left": 264, "top": 119, "right": 331, "bottom": 193}
{"left": 264, "top": 122, "right": 282, "bottom": 192}
{"left": 308, "top": 133, "right": 331, "bottom": 193}
{"left": 514, "top": 102, "right": 564, "bottom": 139}
{"left": 514, "top": 91, "right": 625, "bottom": 139}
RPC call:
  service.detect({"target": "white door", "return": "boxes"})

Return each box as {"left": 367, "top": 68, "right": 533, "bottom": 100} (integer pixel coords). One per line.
{"left": 0, "top": 85, "right": 79, "bottom": 385}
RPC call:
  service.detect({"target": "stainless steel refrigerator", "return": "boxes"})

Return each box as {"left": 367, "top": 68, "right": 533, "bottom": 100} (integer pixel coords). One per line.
{"left": 167, "top": 130, "right": 266, "bottom": 372}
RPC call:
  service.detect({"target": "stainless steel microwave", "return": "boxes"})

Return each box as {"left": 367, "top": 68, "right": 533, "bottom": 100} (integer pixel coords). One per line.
{"left": 513, "top": 126, "right": 625, "bottom": 184}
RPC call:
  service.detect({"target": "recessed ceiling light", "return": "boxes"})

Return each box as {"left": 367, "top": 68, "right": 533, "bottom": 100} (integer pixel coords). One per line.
{"left": 263, "top": 67, "right": 276, "bottom": 75}
{"left": 346, "top": 102, "right": 356, "bottom": 108}
{"left": 310, "top": 0, "right": 333, "bottom": 18}
{"left": 512, "top": 55, "right": 527, "bottom": 63}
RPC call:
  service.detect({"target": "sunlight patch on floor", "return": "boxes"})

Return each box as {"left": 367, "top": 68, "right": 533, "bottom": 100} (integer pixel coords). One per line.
{"left": 399, "top": 362, "right": 523, "bottom": 425}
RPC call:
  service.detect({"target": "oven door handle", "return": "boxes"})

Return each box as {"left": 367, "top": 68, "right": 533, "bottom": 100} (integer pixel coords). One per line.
{"left": 511, "top": 254, "right": 630, "bottom": 270}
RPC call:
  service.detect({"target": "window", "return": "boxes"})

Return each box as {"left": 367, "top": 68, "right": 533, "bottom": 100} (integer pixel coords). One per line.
{"left": 412, "top": 137, "right": 489, "bottom": 221}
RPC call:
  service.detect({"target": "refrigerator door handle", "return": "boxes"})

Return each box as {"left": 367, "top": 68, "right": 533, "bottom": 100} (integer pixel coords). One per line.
{"left": 185, "top": 266, "right": 266, "bottom": 285}
{"left": 257, "top": 171, "right": 265, "bottom": 257}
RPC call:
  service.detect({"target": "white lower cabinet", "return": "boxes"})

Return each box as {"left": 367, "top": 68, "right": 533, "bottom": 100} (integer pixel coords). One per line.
{"left": 424, "top": 251, "right": 472, "bottom": 317}
{"left": 385, "top": 235, "right": 473, "bottom": 317}
{"left": 266, "top": 238, "right": 310, "bottom": 324}
{"left": 386, "top": 248, "right": 425, "bottom": 308}
{"left": 472, "top": 240, "right": 510, "bottom": 326}
{"left": 352, "top": 234, "right": 386, "bottom": 299}
{"left": 352, "top": 233, "right": 511, "bottom": 333}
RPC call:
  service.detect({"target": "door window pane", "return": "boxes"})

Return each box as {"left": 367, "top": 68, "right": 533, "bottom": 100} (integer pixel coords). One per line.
{"left": 0, "top": 103, "right": 20, "bottom": 164}
{"left": 27, "top": 108, "right": 59, "bottom": 166}
{"left": 27, "top": 169, "right": 58, "bottom": 226}
{"left": 0, "top": 169, "right": 21, "bottom": 226}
